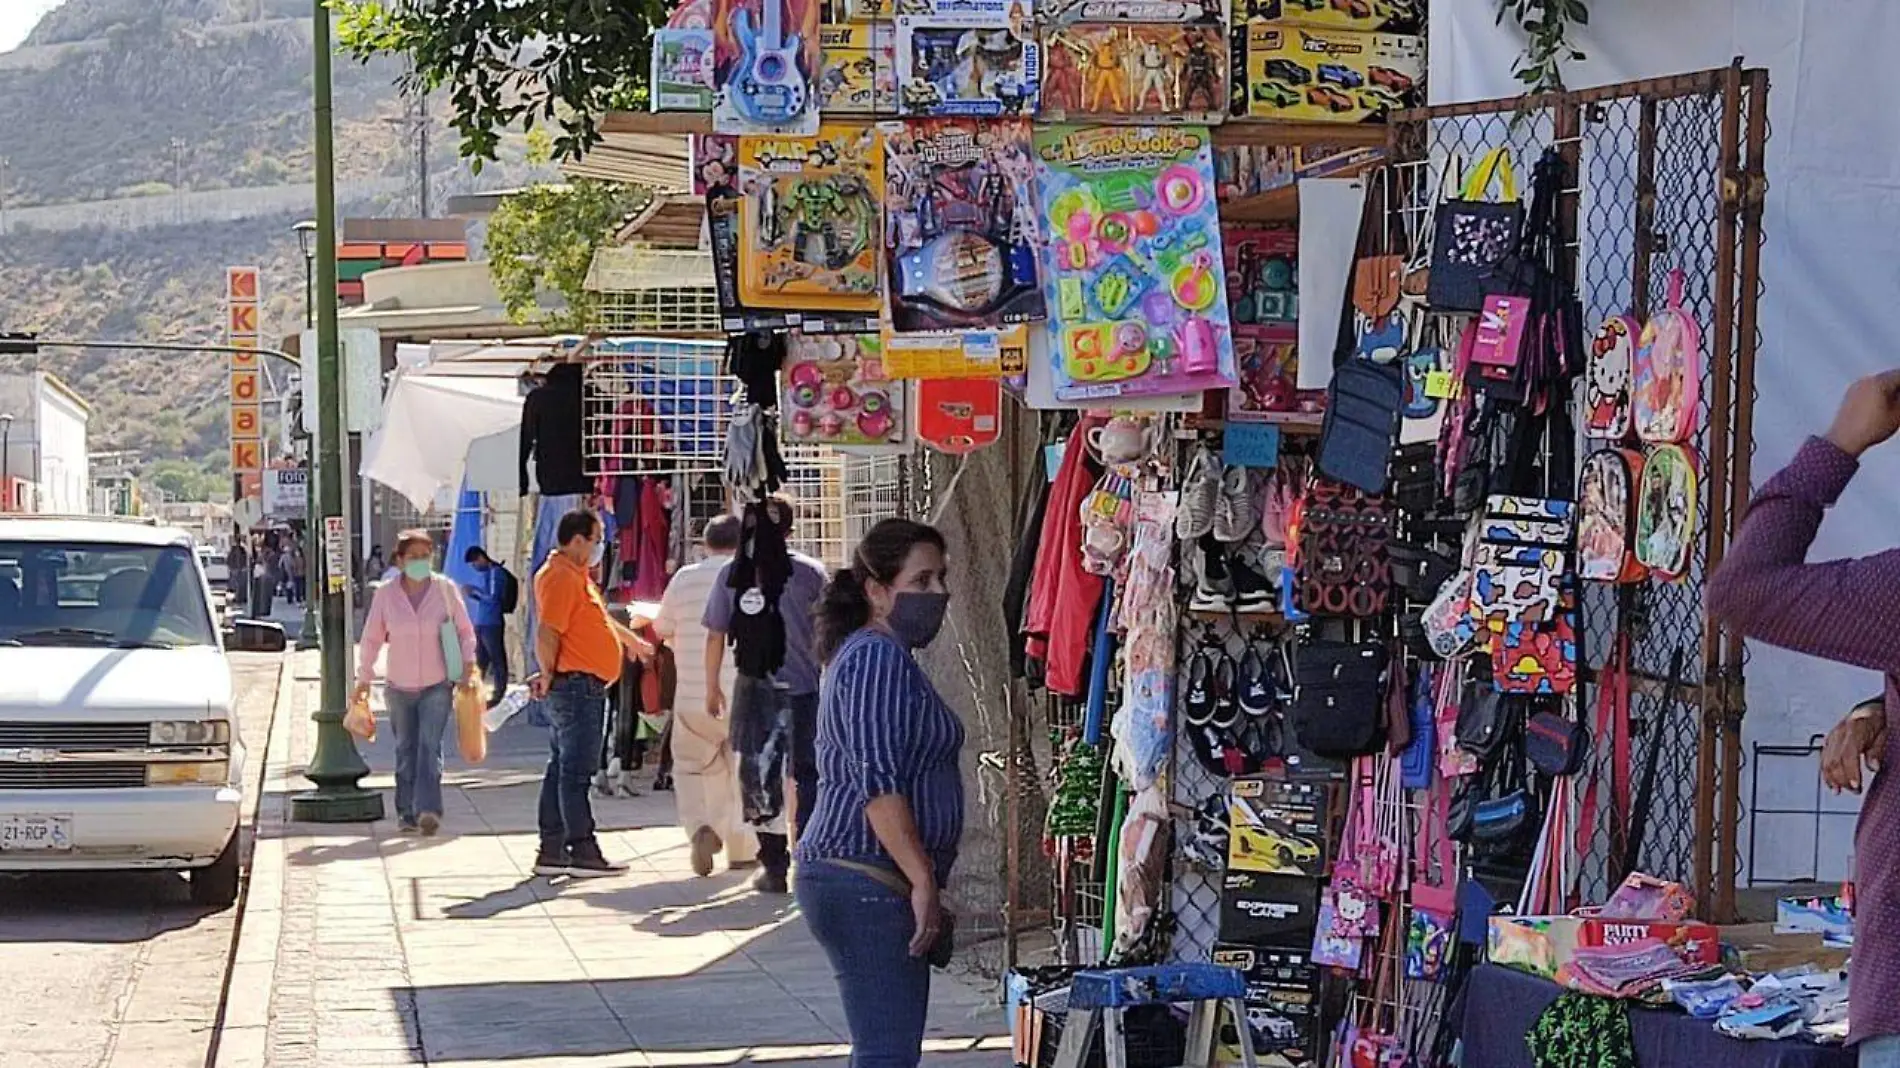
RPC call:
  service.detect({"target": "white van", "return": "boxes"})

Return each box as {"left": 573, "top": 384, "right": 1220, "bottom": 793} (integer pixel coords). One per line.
{"left": 0, "top": 517, "right": 248, "bottom": 905}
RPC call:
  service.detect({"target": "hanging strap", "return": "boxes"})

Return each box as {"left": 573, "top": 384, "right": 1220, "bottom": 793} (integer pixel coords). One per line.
{"left": 1459, "top": 147, "right": 1519, "bottom": 203}
{"left": 1619, "top": 646, "right": 1684, "bottom": 884}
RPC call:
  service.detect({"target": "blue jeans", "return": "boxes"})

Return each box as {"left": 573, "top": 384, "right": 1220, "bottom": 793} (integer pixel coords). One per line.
{"left": 385, "top": 683, "right": 452, "bottom": 824}
{"left": 1864, "top": 1036, "right": 1900, "bottom": 1067}
{"left": 474, "top": 625, "right": 508, "bottom": 701}
{"left": 538, "top": 672, "right": 606, "bottom": 851}
{"left": 796, "top": 859, "right": 931, "bottom": 1067}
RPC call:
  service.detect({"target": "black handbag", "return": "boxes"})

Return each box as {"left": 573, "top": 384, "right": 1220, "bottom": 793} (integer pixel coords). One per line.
{"left": 1453, "top": 681, "right": 1517, "bottom": 762}
{"left": 1390, "top": 441, "right": 1439, "bottom": 515}
{"left": 1317, "top": 360, "right": 1405, "bottom": 495}
{"left": 1292, "top": 640, "right": 1388, "bottom": 758}
{"left": 1526, "top": 709, "right": 1588, "bottom": 777}
{"left": 1427, "top": 149, "right": 1525, "bottom": 313}
{"left": 1387, "top": 541, "right": 1458, "bottom": 603}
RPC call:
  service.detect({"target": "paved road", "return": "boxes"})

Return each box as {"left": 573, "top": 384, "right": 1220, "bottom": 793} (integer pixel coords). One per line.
{"left": 0, "top": 652, "right": 284, "bottom": 1068}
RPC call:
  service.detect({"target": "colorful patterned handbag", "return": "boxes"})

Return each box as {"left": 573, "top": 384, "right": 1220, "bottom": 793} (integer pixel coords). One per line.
{"left": 1490, "top": 582, "right": 1579, "bottom": 694}
{"left": 1635, "top": 443, "right": 1698, "bottom": 577}
{"left": 1467, "top": 495, "right": 1574, "bottom": 636}
{"left": 1585, "top": 313, "right": 1639, "bottom": 439}
{"left": 1632, "top": 270, "right": 1703, "bottom": 444}
{"left": 1296, "top": 479, "right": 1394, "bottom": 619}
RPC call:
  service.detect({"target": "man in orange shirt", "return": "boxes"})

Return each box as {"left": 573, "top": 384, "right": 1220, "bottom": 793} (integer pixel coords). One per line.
{"left": 528, "top": 508, "right": 653, "bottom": 877}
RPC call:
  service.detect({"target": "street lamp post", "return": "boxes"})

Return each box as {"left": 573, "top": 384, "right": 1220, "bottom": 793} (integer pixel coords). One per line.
{"left": 292, "top": 220, "right": 320, "bottom": 651}
{"left": 290, "top": 0, "right": 382, "bottom": 824}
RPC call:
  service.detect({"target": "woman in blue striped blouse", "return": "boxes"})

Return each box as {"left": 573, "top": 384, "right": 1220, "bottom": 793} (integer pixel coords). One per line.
{"left": 795, "top": 519, "right": 965, "bottom": 1068}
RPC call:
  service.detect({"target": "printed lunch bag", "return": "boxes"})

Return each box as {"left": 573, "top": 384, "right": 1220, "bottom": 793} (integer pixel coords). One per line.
{"left": 1577, "top": 448, "right": 1649, "bottom": 585}
{"left": 1467, "top": 495, "right": 1573, "bottom": 636}
{"left": 1632, "top": 270, "right": 1703, "bottom": 444}
{"left": 1297, "top": 477, "right": 1394, "bottom": 619}
{"left": 1634, "top": 443, "right": 1698, "bottom": 579}
{"left": 1584, "top": 313, "right": 1639, "bottom": 439}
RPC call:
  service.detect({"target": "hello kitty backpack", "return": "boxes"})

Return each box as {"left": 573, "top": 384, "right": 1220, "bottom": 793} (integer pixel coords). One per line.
{"left": 1632, "top": 271, "right": 1703, "bottom": 444}
{"left": 1584, "top": 314, "right": 1638, "bottom": 439}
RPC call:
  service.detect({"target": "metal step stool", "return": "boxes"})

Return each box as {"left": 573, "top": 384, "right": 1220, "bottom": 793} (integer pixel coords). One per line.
{"left": 1050, "top": 963, "right": 1258, "bottom": 1068}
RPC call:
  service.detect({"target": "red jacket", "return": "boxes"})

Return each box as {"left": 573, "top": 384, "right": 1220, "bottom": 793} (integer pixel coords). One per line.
{"left": 1023, "top": 416, "right": 1105, "bottom": 697}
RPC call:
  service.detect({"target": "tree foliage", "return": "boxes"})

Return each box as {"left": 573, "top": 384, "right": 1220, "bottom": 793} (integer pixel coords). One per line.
{"left": 485, "top": 180, "right": 649, "bottom": 332}
{"left": 1497, "top": 0, "right": 1589, "bottom": 94}
{"left": 333, "top": 0, "right": 663, "bottom": 167}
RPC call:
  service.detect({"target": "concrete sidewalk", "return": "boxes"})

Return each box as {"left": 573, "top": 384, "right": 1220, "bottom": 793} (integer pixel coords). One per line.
{"left": 215, "top": 654, "right": 1009, "bottom": 1067}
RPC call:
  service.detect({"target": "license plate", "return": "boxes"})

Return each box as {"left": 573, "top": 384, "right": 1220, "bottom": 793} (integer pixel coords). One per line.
{"left": 0, "top": 815, "right": 72, "bottom": 852}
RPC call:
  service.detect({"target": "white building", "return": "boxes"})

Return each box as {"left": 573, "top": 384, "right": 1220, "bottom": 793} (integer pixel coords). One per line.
{"left": 0, "top": 372, "right": 92, "bottom": 514}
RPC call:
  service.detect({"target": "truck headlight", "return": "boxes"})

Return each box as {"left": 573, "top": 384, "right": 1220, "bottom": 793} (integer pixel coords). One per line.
{"left": 147, "top": 762, "right": 230, "bottom": 786}
{"left": 150, "top": 721, "right": 230, "bottom": 746}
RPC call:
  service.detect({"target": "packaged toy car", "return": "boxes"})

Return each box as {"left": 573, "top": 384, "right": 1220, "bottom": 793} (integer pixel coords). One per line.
{"left": 1239, "top": 0, "right": 1421, "bottom": 35}
{"left": 1227, "top": 776, "right": 1333, "bottom": 877}
{"left": 1211, "top": 944, "right": 1321, "bottom": 1067}
{"left": 817, "top": 23, "right": 897, "bottom": 113}
{"left": 1235, "top": 22, "right": 1422, "bottom": 123}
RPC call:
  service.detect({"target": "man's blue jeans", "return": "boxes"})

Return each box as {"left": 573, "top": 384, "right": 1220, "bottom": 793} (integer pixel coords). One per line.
{"left": 1864, "top": 1035, "right": 1900, "bottom": 1067}
{"left": 538, "top": 673, "right": 605, "bottom": 851}
{"left": 796, "top": 859, "right": 932, "bottom": 1067}
{"left": 384, "top": 683, "right": 452, "bottom": 824}
{"left": 474, "top": 624, "right": 508, "bottom": 702}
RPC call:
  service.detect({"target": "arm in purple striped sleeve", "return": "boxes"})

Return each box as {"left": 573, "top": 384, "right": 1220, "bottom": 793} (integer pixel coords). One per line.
{"left": 1708, "top": 436, "right": 1900, "bottom": 676}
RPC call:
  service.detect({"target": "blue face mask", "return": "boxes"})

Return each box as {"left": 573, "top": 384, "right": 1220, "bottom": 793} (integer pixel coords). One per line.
{"left": 402, "top": 559, "right": 431, "bottom": 582}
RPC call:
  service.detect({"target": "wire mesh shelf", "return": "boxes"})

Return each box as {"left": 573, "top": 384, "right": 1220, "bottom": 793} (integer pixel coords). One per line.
{"left": 587, "top": 246, "right": 723, "bottom": 336}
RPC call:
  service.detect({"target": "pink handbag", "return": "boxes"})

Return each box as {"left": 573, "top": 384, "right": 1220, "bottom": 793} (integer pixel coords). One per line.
{"left": 1470, "top": 293, "right": 1530, "bottom": 368}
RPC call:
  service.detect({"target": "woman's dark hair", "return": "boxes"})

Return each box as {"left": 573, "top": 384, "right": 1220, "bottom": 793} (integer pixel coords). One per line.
{"left": 815, "top": 519, "right": 947, "bottom": 662}
{"left": 556, "top": 508, "right": 600, "bottom": 546}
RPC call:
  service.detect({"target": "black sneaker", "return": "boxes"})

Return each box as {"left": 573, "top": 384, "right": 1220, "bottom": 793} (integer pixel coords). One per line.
{"left": 564, "top": 843, "right": 630, "bottom": 879}
{"left": 753, "top": 868, "right": 790, "bottom": 895}
{"left": 533, "top": 843, "right": 569, "bottom": 877}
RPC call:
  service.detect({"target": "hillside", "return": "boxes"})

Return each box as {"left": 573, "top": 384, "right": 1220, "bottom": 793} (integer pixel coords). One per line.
{"left": 0, "top": 0, "right": 541, "bottom": 500}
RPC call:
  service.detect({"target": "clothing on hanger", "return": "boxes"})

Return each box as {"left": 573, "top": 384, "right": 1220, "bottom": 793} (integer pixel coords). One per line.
{"left": 519, "top": 362, "right": 589, "bottom": 495}
{"left": 726, "top": 500, "right": 792, "bottom": 680}
{"left": 634, "top": 479, "right": 671, "bottom": 601}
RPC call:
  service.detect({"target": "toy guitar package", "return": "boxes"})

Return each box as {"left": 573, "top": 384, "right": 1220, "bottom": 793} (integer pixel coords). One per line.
{"left": 1585, "top": 313, "right": 1639, "bottom": 438}
{"left": 1034, "top": 125, "right": 1236, "bottom": 400}
{"left": 783, "top": 333, "right": 910, "bottom": 449}
{"left": 1633, "top": 269, "right": 1704, "bottom": 444}
{"left": 880, "top": 118, "right": 1046, "bottom": 332}
{"left": 894, "top": 0, "right": 1038, "bottom": 118}
{"left": 1635, "top": 442, "right": 1697, "bottom": 578}
{"left": 1577, "top": 448, "right": 1648, "bottom": 584}
{"left": 713, "top": 0, "right": 823, "bottom": 133}
{"left": 737, "top": 125, "right": 884, "bottom": 314}
{"left": 1040, "top": 24, "right": 1226, "bottom": 123}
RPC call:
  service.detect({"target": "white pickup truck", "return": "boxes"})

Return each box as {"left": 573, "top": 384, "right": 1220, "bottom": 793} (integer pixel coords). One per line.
{"left": 0, "top": 517, "right": 256, "bottom": 905}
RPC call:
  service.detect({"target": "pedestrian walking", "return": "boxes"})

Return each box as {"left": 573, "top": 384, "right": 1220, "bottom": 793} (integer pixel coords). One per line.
{"left": 250, "top": 536, "right": 276, "bottom": 617}
{"left": 462, "top": 546, "right": 517, "bottom": 705}
{"left": 654, "top": 515, "right": 758, "bottom": 877}
{"left": 285, "top": 541, "right": 307, "bottom": 604}
{"left": 355, "top": 529, "right": 479, "bottom": 836}
{"left": 227, "top": 540, "right": 249, "bottom": 608}
{"left": 527, "top": 508, "right": 653, "bottom": 878}
{"left": 796, "top": 519, "right": 962, "bottom": 1068}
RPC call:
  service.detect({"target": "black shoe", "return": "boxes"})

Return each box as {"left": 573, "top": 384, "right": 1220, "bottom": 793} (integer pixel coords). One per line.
{"left": 753, "top": 869, "right": 790, "bottom": 895}
{"left": 533, "top": 843, "right": 569, "bottom": 877}
{"left": 564, "top": 843, "right": 630, "bottom": 879}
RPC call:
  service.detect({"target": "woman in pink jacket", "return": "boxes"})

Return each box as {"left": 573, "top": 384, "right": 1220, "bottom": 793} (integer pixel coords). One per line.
{"left": 354, "top": 529, "right": 479, "bottom": 835}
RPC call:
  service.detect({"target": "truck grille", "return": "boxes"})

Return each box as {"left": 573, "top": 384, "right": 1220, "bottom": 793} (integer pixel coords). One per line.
{"left": 0, "top": 764, "right": 146, "bottom": 790}
{"left": 0, "top": 723, "right": 149, "bottom": 750}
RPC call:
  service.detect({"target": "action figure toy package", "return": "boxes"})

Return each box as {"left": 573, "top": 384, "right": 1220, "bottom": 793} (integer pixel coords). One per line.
{"left": 783, "top": 333, "right": 911, "bottom": 449}
{"left": 881, "top": 117, "right": 1045, "bottom": 332}
{"left": 1044, "top": 0, "right": 1221, "bottom": 29}
{"left": 653, "top": 28, "right": 718, "bottom": 111}
{"left": 1233, "top": 22, "right": 1423, "bottom": 123}
{"left": 708, "top": 188, "right": 801, "bottom": 333}
{"left": 737, "top": 125, "right": 885, "bottom": 314}
{"left": 1034, "top": 125, "right": 1237, "bottom": 400}
{"left": 816, "top": 22, "right": 897, "bottom": 114}
{"left": 713, "top": 0, "right": 823, "bottom": 133}
{"left": 1041, "top": 24, "right": 1226, "bottom": 123}
{"left": 894, "top": 0, "right": 1039, "bottom": 117}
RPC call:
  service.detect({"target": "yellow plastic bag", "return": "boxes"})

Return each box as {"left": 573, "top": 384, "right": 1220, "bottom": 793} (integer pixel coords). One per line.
{"left": 454, "top": 683, "right": 487, "bottom": 765}
{"left": 344, "top": 692, "right": 376, "bottom": 743}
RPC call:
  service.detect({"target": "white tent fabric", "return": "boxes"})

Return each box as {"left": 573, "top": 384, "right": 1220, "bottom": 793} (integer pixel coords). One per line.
{"left": 1433, "top": 0, "right": 1897, "bottom": 883}
{"left": 361, "top": 371, "right": 523, "bottom": 512}
{"left": 464, "top": 428, "right": 521, "bottom": 498}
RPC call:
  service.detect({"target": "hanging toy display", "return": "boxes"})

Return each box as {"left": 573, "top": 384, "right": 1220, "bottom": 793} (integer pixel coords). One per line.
{"left": 815, "top": 23, "right": 898, "bottom": 115}
{"left": 1035, "top": 124, "right": 1237, "bottom": 400}
{"left": 894, "top": 0, "right": 1039, "bottom": 118}
{"left": 712, "top": 0, "right": 822, "bottom": 134}
{"left": 783, "top": 333, "right": 911, "bottom": 449}
{"left": 1039, "top": 24, "right": 1226, "bottom": 123}
{"left": 881, "top": 117, "right": 1047, "bottom": 332}
{"left": 737, "top": 125, "right": 885, "bottom": 313}
{"left": 915, "top": 376, "right": 1003, "bottom": 453}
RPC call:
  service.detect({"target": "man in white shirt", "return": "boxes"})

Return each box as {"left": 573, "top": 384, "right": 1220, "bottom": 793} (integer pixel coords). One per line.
{"left": 653, "top": 515, "right": 759, "bottom": 877}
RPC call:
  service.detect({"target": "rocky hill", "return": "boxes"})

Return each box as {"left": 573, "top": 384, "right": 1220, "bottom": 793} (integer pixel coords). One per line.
{"left": 0, "top": 0, "right": 540, "bottom": 500}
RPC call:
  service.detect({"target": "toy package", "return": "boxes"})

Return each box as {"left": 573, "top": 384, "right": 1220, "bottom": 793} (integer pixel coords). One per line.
{"left": 708, "top": 189, "right": 801, "bottom": 333}
{"left": 1044, "top": 0, "right": 1222, "bottom": 28}
{"left": 1238, "top": 0, "right": 1421, "bottom": 34}
{"left": 1041, "top": 24, "right": 1226, "bottom": 123}
{"left": 713, "top": 0, "right": 823, "bottom": 133}
{"left": 817, "top": 23, "right": 897, "bottom": 113}
{"left": 737, "top": 125, "right": 884, "bottom": 313}
{"left": 784, "top": 333, "right": 910, "bottom": 448}
{"left": 653, "top": 28, "right": 718, "bottom": 111}
{"left": 895, "top": 0, "right": 1040, "bottom": 117}
{"left": 693, "top": 134, "right": 740, "bottom": 195}
{"left": 1234, "top": 23, "right": 1423, "bottom": 123}
{"left": 1226, "top": 226, "right": 1298, "bottom": 329}
{"left": 1219, "top": 870, "right": 1321, "bottom": 946}
{"left": 1034, "top": 125, "right": 1237, "bottom": 400}
{"left": 1227, "top": 777, "right": 1332, "bottom": 877}
{"left": 885, "top": 325, "right": 1030, "bottom": 377}
{"left": 1229, "top": 331, "right": 1308, "bottom": 420}
{"left": 881, "top": 118, "right": 1045, "bottom": 332}
{"left": 915, "top": 376, "right": 1002, "bottom": 452}
{"left": 840, "top": 0, "right": 894, "bottom": 18}
{"left": 1211, "top": 944, "right": 1321, "bottom": 1067}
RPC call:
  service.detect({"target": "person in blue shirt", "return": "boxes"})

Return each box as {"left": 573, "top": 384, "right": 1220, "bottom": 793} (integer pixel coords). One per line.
{"left": 796, "top": 519, "right": 963, "bottom": 1068}
{"left": 462, "top": 546, "right": 515, "bottom": 707}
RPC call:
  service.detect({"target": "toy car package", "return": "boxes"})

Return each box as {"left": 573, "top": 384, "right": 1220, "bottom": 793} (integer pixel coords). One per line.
{"left": 1233, "top": 22, "right": 1422, "bottom": 123}
{"left": 1227, "top": 777, "right": 1334, "bottom": 877}
{"left": 1219, "top": 870, "right": 1321, "bottom": 946}
{"left": 1211, "top": 944, "right": 1321, "bottom": 1067}
{"left": 1238, "top": 0, "right": 1420, "bottom": 34}
{"left": 817, "top": 22, "right": 897, "bottom": 114}
{"left": 881, "top": 117, "right": 1046, "bottom": 332}
{"left": 737, "top": 124, "right": 885, "bottom": 313}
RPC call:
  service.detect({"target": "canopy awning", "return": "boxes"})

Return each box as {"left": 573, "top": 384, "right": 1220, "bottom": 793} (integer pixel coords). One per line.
{"left": 360, "top": 372, "right": 523, "bottom": 512}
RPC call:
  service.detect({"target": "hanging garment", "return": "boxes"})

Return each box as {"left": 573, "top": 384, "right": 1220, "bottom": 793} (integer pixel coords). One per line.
{"left": 729, "top": 673, "right": 790, "bottom": 834}
{"left": 520, "top": 491, "right": 588, "bottom": 679}
{"left": 1023, "top": 416, "right": 1105, "bottom": 697}
{"left": 634, "top": 479, "right": 671, "bottom": 601}
{"left": 1003, "top": 471, "right": 1053, "bottom": 680}
{"left": 519, "top": 363, "right": 589, "bottom": 495}
{"left": 726, "top": 501, "right": 792, "bottom": 681}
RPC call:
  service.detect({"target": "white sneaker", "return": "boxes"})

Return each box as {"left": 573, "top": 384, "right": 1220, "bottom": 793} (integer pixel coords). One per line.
{"left": 1175, "top": 444, "right": 1220, "bottom": 541}
{"left": 1213, "top": 466, "right": 1259, "bottom": 543}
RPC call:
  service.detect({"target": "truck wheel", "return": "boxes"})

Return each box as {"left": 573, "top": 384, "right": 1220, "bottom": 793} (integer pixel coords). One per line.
{"left": 190, "top": 833, "right": 242, "bottom": 908}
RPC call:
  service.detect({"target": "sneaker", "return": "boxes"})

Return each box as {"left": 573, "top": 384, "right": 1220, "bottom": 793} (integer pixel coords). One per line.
{"left": 653, "top": 773, "right": 674, "bottom": 792}
{"left": 1230, "top": 553, "right": 1278, "bottom": 614}
{"left": 1175, "top": 445, "right": 1219, "bottom": 541}
{"left": 564, "top": 844, "right": 630, "bottom": 879}
{"left": 753, "top": 869, "right": 791, "bottom": 895}
{"left": 1213, "top": 465, "right": 1259, "bottom": 543}
{"left": 397, "top": 819, "right": 420, "bottom": 835}
{"left": 418, "top": 813, "right": 441, "bottom": 837}
{"left": 533, "top": 844, "right": 569, "bottom": 877}
{"left": 690, "top": 826, "right": 721, "bottom": 878}
{"left": 1189, "top": 541, "right": 1234, "bottom": 613}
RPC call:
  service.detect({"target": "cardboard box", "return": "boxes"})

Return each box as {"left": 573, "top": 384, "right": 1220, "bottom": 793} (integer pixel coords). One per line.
{"left": 1211, "top": 944, "right": 1320, "bottom": 1067}
{"left": 1719, "top": 923, "right": 1853, "bottom": 975}
{"left": 817, "top": 23, "right": 897, "bottom": 114}
{"left": 1237, "top": 0, "right": 1420, "bottom": 35}
{"left": 1227, "top": 777, "right": 1333, "bottom": 877}
{"left": 1577, "top": 918, "right": 1721, "bottom": 967}
{"left": 1233, "top": 22, "right": 1422, "bottom": 123}
{"left": 1219, "top": 872, "right": 1321, "bottom": 946}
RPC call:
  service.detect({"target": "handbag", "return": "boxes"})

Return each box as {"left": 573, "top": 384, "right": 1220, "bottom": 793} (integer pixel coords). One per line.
{"left": 1635, "top": 443, "right": 1698, "bottom": 578}
{"left": 1388, "top": 441, "right": 1438, "bottom": 515}
{"left": 454, "top": 682, "right": 488, "bottom": 764}
{"left": 1316, "top": 359, "right": 1404, "bottom": 494}
{"left": 1427, "top": 149, "right": 1524, "bottom": 313}
{"left": 1453, "top": 682, "right": 1517, "bottom": 762}
{"left": 829, "top": 859, "right": 956, "bottom": 969}
{"left": 1584, "top": 313, "right": 1639, "bottom": 439}
{"left": 1578, "top": 448, "right": 1649, "bottom": 584}
{"left": 1526, "top": 707, "right": 1588, "bottom": 777}
{"left": 1633, "top": 269, "right": 1704, "bottom": 444}
{"left": 1295, "top": 478, "right": 1393, "bottom": 619}
{"left": 1468, "top": 495, "right": 1574, "bottom": 635}
{"left": 1471, "top": 293, "right": 1531, "bottom": 368}
{"left": 1293, "top": 640, "right": 1388, "bottom": 758}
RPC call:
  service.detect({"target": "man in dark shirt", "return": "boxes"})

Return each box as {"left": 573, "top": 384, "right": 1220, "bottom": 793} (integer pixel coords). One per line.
{"left": 704, "top": 497, "right": 828, "bottom": 893}
{"left": 463, "top": 546, "right": 515, "bottom": 706}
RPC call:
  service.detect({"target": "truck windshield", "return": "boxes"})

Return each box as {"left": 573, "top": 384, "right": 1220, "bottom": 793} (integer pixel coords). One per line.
{"left": 0, "top": 542, "right": 217, "bottom": 649}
